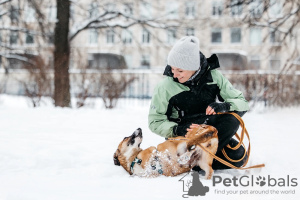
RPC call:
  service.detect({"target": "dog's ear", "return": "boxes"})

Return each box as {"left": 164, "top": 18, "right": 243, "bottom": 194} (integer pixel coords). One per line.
{"left": 203, "top": 131, "right": 217, "bottom": 139}
{"left": 113, "top": 149, "right": 121, "bottom": 166}
{"left": 204, "top": 126, "right": 218, "bottom": 138}
{"left": 187, "top": 128, "right": 218, "bottom": 150}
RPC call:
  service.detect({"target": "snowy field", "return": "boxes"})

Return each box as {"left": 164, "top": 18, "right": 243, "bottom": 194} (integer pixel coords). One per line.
{"left": 0, "top": 94, "right": 299, "bottom": 200}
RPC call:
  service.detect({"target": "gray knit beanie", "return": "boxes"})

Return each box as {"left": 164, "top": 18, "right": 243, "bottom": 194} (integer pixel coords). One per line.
{"left": 167, "top": 36, "right": 200, "bottom": 71}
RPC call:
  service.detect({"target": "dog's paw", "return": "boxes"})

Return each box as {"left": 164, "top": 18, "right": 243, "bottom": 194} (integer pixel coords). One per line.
{"left": 177, "top": 153, "right": 191, "bottom": 164}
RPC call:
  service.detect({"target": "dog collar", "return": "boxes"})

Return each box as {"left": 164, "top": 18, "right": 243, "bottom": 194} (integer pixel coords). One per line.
{"left": 130, "top": 157, "right": 142, "bottom": 173}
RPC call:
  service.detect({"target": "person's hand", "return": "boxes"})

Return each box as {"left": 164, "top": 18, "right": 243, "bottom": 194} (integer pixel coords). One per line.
{"left": 206, "top": 106, "right": 216, "bottom": 115}
{"left": 206, "top": 102, "right": 231, "bottom": 115}
{"left": 185, "top": 123, "right": 200, "bottom": 137}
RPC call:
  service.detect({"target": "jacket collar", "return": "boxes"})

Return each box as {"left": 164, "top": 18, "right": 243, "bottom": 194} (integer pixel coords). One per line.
{"left": 163, "top": 53, "right": 220, "bottom": 86}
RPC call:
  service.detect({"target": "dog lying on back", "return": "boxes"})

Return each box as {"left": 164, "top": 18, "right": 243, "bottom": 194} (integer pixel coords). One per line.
{"left": 113, "top": 124, "right": 218, "bottom": 179}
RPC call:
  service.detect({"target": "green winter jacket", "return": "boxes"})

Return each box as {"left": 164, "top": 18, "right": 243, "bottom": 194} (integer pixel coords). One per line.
{"left": 148, "top": 54, "right": 249, "bottom": 138}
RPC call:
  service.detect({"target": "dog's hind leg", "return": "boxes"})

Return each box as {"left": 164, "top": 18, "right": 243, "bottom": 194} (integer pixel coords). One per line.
{"left": 198, "top": 155, "right": 214, "bottom": 179}
{"left": 177, "top": 142, "right": 191, "bottom": 166}
{"left": 177, "top": 142, "right": 187, "bottom": 156}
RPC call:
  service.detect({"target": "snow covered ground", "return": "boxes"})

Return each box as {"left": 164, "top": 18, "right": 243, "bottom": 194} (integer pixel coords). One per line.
{"left": 0, "top": 95, "right": 299, "bottom": 200}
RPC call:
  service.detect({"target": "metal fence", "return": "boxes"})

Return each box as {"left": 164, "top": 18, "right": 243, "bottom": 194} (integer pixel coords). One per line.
{"left": 1, "top": 69, "right": 300, "bottom": 107}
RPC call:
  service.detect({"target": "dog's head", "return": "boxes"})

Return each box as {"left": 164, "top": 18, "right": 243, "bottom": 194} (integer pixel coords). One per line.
{"left": 186, "top": 124, "right": 218, "bottom": 140}
{"left": 186, "top": 124, "right": 218, "bottom": 151}
{"left": 113, "top": 128, "right": 143, "bottom": 166}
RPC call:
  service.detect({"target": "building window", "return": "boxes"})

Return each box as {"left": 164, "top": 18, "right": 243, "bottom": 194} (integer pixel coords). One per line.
{"left": 25, "top": 33, "right": 34, "bottom": 44}
{"left": 105, "top": 3, "right": 116, "bottom": 12}
{"left": 230, "top": 0, "right": 243, "bottom": 16}
{"left": 10, "top": 31, "right": 18, "bottom": 45}
{"left": 185, "top": 1, "right": 196, "bottom": 18}
{"left": 122, "top": 29, "right": 132, "bottom": 44}
{"left": 249, "top": 55, "right": 260, "bottom": 69}
{"left": 250, "top": 0, "right": 263, "bottom": 18}
{"left": 269, "top": 0, "right": 282, "bottom": 18}
{"left": 269, "top": 57, "right": 281, "bottom": 70}
{"left": 89, "top": 2, "right": 98, "bottom": 18}
{"left": 124, "top": 3, "right": 133, "bottom": 16}
{"left": 106, "top": 29, "right": 115, "bottom": 44}
{"left": 8, "top": 58, "right": 23, "bottom": 69}
{"left": 140, "top": 2, "right": 152, "bottom": 19}
{"left": 141, "top": 55, "right": 150, "bottom": 68}
{"left": 166, "top": 1, "right": 179, "bottom": 19}
{"left": 212, "top": 0, "right": 223, "bottom": 17}
{"left": 231, "top": 27, "right": 241, "bottom": 43}
{"left": 48, "top": 6, "right": 56, "bottom": 22}
{"left": 142, "top": 28, "right": 150, "bottom": 43}
{"left": 25, "top": 5, "right": 35, "bottom": 22}
{"left": 270, "top": 28, "right": 281, "bottom": 45}
{"left": 10, "top": 6, "right": 19, "bottom": 22}
{"left": 211, "top": 28, "right": 222, "bottom": 43}
{"left": 89, "top": 29, "right": 98, "bottom": 44}
{"left": 250, "top": 27, "right": 261, "bottom": 45}
{"left": 88, "top": 53, "right": 127, "bottom": 69}
{"left": 124, "top": 55, "right": 133, "bottom": 68}
{"left": 167, "top": 28, "right": 176, "bottom": 44}
{"left": 186, "top": 28, "right": 195, "bottom": 36}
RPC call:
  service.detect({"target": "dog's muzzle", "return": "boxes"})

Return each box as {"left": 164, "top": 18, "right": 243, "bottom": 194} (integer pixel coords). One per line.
{"left": 128, "top": 128, "right": 143, "bottom": 146}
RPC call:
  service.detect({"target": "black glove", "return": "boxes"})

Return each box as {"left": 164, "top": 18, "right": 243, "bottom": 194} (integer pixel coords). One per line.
{"left": 173, "top": 125, "right": 187, "bottom": 137}
{"left": 208, "top": 102, "right": 231, "bottom": 113}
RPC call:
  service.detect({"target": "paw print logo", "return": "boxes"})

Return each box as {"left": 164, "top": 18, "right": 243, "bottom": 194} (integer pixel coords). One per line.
{"left": 256, "top": 176, "right": 266, "bottom": 186}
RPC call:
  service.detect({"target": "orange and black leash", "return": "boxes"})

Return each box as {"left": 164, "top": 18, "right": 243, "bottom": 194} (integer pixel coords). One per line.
{"left": 169, "top": 112, "right": 265, "bottom": 170}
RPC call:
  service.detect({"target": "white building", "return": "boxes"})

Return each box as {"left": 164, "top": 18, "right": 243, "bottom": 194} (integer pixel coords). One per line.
{"left": 0, "top": 0, "right": 299, "bottom": 96}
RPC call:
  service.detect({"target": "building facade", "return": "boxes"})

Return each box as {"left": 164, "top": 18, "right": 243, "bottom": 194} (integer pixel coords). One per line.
{"left": 0, "top": 0, "right": 299, "bottom": 96}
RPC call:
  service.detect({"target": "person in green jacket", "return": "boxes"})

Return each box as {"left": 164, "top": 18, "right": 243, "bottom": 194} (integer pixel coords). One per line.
{"left": 148, "top": 36, "right": 249, "bottom": 170}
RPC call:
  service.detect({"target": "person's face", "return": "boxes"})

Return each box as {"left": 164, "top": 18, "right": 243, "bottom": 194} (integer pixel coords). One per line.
{"left": 171, "top": 66, "right": 196, "bottom": 83}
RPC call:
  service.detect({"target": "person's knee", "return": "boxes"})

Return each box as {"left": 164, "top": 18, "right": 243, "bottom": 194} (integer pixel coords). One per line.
{"left": 225, "top": 114, "right": 240, "bottom": 128}
{"left": 215, "top": 114, "right": 240, "bottom": 131}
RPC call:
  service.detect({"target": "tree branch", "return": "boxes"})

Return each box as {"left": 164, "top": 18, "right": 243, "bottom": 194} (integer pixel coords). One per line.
{"left": 0, "top": 53, "right": 35, "bottom": 65}
{"left": 0, "top": 0, "right": 12, "bottom": 6}
{"left": 69, "top": 10, "right": 177, "bottom": 41}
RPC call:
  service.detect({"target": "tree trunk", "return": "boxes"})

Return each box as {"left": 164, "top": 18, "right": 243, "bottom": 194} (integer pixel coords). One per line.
{"left": 54, "top": 0, "right": 71, "bottom": 107}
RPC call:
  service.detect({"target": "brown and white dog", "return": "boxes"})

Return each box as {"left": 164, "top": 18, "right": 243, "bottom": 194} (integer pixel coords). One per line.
{"left": 113, "top": 124, "right": 218, "bottom": 179}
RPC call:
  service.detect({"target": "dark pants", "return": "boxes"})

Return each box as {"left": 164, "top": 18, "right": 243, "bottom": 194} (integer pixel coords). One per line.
{"left": 176, "top": 112, "right": 247, "bottom": 170}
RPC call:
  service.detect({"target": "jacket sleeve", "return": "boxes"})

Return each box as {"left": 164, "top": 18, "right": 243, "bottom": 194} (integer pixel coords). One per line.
{"left": 148, "top": 85, "right": 178, "bottom": 138}
{"left": 211, "top": 69, "right": 249, "bottom": 112}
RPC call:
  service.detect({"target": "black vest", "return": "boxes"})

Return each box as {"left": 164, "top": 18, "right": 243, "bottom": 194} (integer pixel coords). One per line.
{"left": 163, "top": 54, "right": 224, "bottom": 122}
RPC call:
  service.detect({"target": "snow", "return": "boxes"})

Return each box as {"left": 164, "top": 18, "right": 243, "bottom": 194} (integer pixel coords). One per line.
{"left": 0, "top": 94, "right": 299, "bottom": 200}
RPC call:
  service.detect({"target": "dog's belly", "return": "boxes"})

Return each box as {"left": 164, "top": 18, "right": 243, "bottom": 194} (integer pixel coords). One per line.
{"left": 156, "top": 140, "right": 193, "bottom": 176}
{"left": 156, "top": 152, "right": 190, "bottom": 176}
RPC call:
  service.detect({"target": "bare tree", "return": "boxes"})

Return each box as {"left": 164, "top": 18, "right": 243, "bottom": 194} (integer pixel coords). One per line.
{"left": 73, "top": 66, "right": 100, "bottom": 108}
{"left": 226, "top": 0, "right": 300, "bottom": 72}
{"left": 56, "top": 0, "right": 181, "bottom": 107}
{"left": 19, "top": 56, "right": 53, "bottom": 107}
{"left": 54, "top": 0, "right": 71, "bottom": 107}
{"left": 221, "top": 0, "right": 300, "bottom": 107}
{"left": 2, "top": 0, "right": 298, "bottom": 108}
{"left": 100, "top": 70, "right": 136, "bottom": 109}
